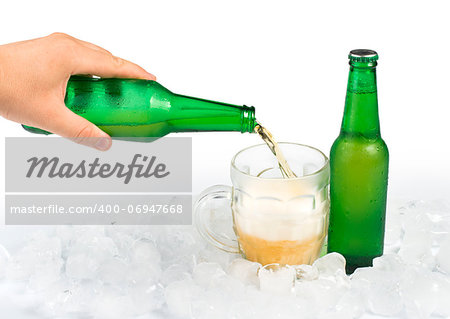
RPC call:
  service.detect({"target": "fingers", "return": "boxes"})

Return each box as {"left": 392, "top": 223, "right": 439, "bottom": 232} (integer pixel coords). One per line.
{"left": 46, "top": 32, "right": 156, "bottom": 81}
{"left": 44, "top": 104, "right": 112, "bottom": 151}
{"left": 71, "top": 44, "right": 156, "bottom": 81}
{"left": 51, "top": 33, "right": 111, "bottom": 54}
{"left": 75, "top": 38, "right": 112, "bottom": 55}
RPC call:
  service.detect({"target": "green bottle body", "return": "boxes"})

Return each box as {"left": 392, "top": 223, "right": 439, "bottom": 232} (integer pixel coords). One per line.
{"left": 327, "top": 55, "right": 389, "bottom": 273}
{"left": 23, "top": 76, "right": 256, "bottom": 139}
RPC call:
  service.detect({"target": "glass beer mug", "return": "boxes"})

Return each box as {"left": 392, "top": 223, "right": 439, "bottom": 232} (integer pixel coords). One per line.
{"left": 194, "top": 143, "right": 330, "bottom": 266}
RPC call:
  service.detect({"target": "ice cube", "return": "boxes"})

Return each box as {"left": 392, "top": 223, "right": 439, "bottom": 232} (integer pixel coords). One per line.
{"left": 6, "top": 235, "right": 62, "bottom": 281}
{"left": 98, "top": 256, "right": 128, "bottom": 286}
{"left": 295, "top": 278, "right": 347, "bottom": 311}
{"left": 313, "top": 252, "right": 346, "bottom": 278}
{"left": 126, "top": 261, "right": 162, "bottom": 286}
{"left": 258, "top": 294, "right": 304, "bottom": 319}
{"left": 294, "top": 264, "right": 319, "bottom": 281}
{"left": 400, "top": 265, "right": 437, "bottom": 319}
{"left": 73, "top": 225, "right": 106, "bottom": 238}
{"left": 228, "top": 300, "right": 258, "bottom": 319}
{"left": 40, "top": 278, "right": 102, "bottom": 317}
{"left": 39, "top": 279, "right": 80, "bottom": 317}
{"left": 134, "top": 313, "right": 166, "bottom": 319}
{"left": 28, "top": 258, "right": 63, "bottom": 291}
{"left": 400, "top": 200, "right": 450, "bottom": 246}
{"left": 318, "top": 310, "right": 354, "bottom": 319}
{"left": 106, "top": 226, "right": 140, "bottom": 257}
{"left": 436, "top": 234, "right": 450, "bottom": 274}
{"left": 0, "top": 244, "right": 10, "bottom": 279}
{"left": 228, "top": 285, "right": 269, "bottom": 318}
{"left": 91, "top": 293, "right": 134, "bottom": 319}
{"left": 191, "top": 289, "right": 232, "bottom": 319}
{"left": 400, "top": 201, "right": 433, "bottom": 233}
{"left": 129, "top": 283, "right": 165, "bottom": 315}
{"left": 350, "top": 267, "right": 380, "bottom": 299}
{"left": 432, "top": 271, "right": 450, "bottom": 317}
{"left": 227, "top": 258, "right": 261, "bottom": 286}
{"left": 65, "top": 253, "right": 100, "bottom": 280}
{"left": 70, "top": 235, "right": 118, "bottom": 263}
{"left": 258, "top": 264, "right": 295, "bottom": 295}
{"left": 366, "top": 279, "right": 403, "bottom": 316}
{"left": 384, "top": 206, "right": 403, "bottom": 250}
{"left": 431, "top": 215, "right": 450, "bottom": 246}
{"left": 372, "top": 253, "right": 404, "bottom": 273}
{"left": 130, "top": 239, "right": 161, "bottom": 264}
{"left": 55, "top": 225, "right": 74, "bottom": 256}
{"left": 398, "top": 229, "right": 434, "bottom": 268}
{"left": 334, "top": 290, "right": 365, "bottom": 319}
{"left": 351, "top": 266, "right": 403, "bottom": 316}
{"left": 213, "top": 274, "right": 245, "bottom": 296}
{"left": 161, "top": 264, "right": 191, "bottom": 286}
{"left": 157, "top": 226, "right": 199, "bottom": 268}
{"left": 193, "top": 262, "right": 226, "bottom": 289}
{"left": 165, "top": 278, "right": 202, "bottom": 317}
{"left": 197, "top": 244, "right": 236, "bottom": 270}
{"left": 291, "top": 295, "right": 315, "bottom": 318}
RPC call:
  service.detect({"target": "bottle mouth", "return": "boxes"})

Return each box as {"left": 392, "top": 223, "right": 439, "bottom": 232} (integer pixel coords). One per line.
{"left": 241, "top": 105, "right": 256, "bottom": 133}
{"left": 348, "top": 49, "right": 378, "bottom": 68}
{"left": 348, "top": 49, "right": 378, "bottom": 62}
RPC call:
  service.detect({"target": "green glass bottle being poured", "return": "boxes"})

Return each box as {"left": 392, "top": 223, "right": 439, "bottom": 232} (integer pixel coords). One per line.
{"left": 327, "top": 49, "right": 389, "bottom": 274}
{"left": 23, "top": 76, "right": 256, "bottom": 140}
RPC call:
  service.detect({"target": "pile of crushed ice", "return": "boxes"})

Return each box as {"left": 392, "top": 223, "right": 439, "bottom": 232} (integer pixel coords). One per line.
{"left": 0, "top": 199, "right": 449, "bottom": 319}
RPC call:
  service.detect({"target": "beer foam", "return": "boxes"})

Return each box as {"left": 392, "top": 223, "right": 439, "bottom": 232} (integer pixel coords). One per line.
{"left": 233, "top": 200, "right": 328, "bottom": 242}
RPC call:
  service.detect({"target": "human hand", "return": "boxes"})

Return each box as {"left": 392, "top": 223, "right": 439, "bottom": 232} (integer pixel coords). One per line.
{"left": 0, "top": 33, "right": 156, "bottom": 151}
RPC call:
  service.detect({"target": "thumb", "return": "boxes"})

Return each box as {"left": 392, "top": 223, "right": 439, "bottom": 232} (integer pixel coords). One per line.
{"left": 46, "top": 106, "right": 112, "bottom": 151}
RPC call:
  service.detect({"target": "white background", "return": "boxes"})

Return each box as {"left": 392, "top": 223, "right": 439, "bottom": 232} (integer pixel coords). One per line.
{"left": 1, "top": 0, "right": 450, "bottom": 202}
{"left": 1, "top": 0, "right": 449, "bottom": 206}
{"left": 0, "top": 0, "right": 449, "bottom": 317}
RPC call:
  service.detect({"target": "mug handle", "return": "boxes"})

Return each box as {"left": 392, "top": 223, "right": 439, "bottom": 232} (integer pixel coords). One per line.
{"left": 194, "top": 185, "right": 240, "bottom": 254}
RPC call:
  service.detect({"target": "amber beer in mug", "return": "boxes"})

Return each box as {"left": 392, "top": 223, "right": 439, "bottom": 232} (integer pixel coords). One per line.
{"left": 194, "top": 143, "right": 329, "bottom": 265}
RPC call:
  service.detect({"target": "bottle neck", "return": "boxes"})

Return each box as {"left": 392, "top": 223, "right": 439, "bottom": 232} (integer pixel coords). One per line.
{"left": 340, "top": 61, "right": 380, "bottom": 137}
{"left": 168, "top": 93, "right": 256, "bottom": 133}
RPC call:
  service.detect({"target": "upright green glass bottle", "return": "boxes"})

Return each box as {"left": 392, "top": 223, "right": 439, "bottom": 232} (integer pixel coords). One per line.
{"left": 327, "top": 49, "right": 389, "bottom": 274}
{"left": 23, "top": 76, "right": 256, "bottom": 139}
